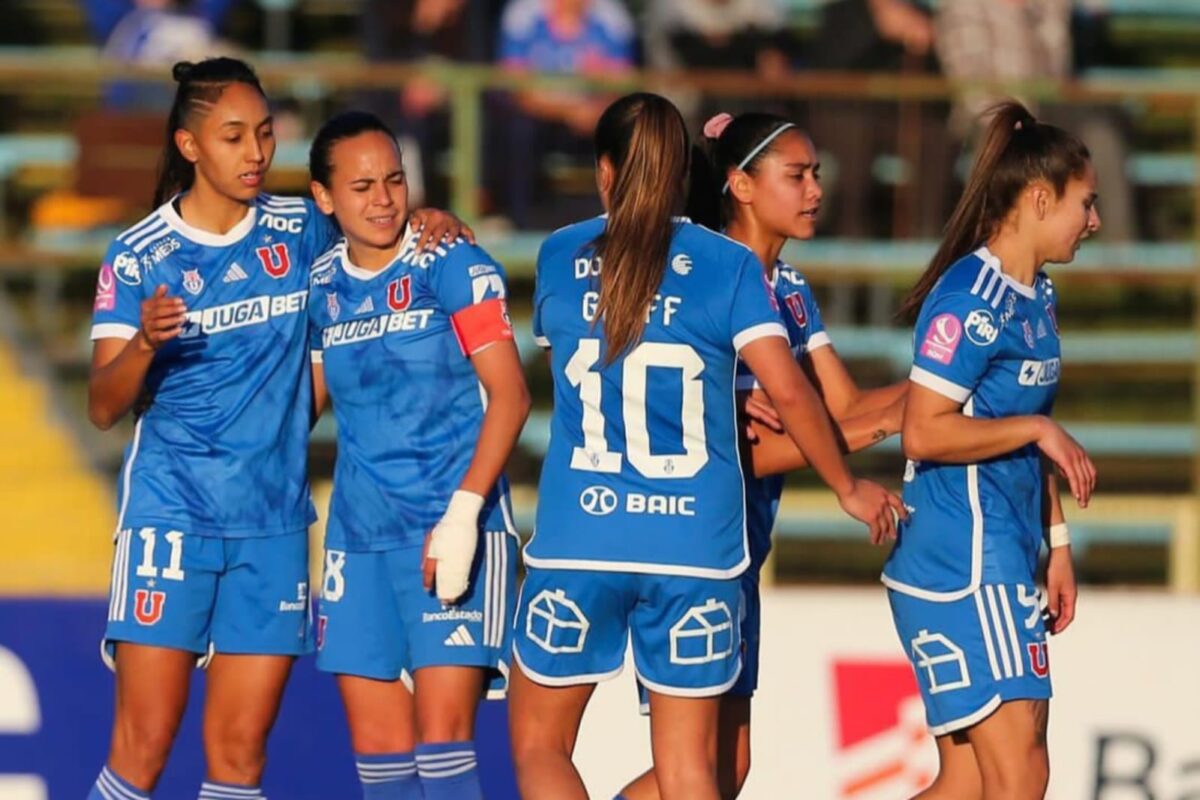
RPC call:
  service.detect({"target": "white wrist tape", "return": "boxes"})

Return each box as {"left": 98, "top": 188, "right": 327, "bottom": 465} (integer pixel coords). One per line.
{"left": 428, "top": 490, "right": 484, "bottom": 604}
{"left": 1047, "top": 522, "right": 1070, "bottom": 548}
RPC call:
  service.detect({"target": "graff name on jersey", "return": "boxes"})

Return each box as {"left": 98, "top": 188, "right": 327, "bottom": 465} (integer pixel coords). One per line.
{"left": 321, "top": 309, "right": 435, "bottom": 348}
{"left": 582, "top": 291, "right": 682, "bottom": 326}
{"left": 179, "top": 290, "right": 307, "bottom": 338}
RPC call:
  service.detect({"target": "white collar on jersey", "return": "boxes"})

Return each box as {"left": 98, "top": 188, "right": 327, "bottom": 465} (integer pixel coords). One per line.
{"left": 338, "top": 223, "right": 420, "bottom": 282}
{"left": 159, "top": 194, "right": 258, "bottom": 247}
{"left": 974, "top": 246, "right": 1037, "bottom": 299}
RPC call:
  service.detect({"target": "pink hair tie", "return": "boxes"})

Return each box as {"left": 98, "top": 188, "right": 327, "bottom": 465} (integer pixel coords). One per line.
{"left": 703, "top": 112, "right": 734, "bottom": 140}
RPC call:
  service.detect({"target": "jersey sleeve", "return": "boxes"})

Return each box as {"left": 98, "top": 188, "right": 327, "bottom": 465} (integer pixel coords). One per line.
{"left": 431, "top": 241, "right": 516, "bottom": 357}
{"left": 799, "top": 281, "right": 830, "bottom": 350}
{"left": 531, "top": 240, "right": 552, "bottom": 350}
{"left": 729, "top": 251, "right": 788, "bottom": 353}
{"left": 910, "top": 291, "right": 1002, "bottom": 404}
{"left": 308, "top": 291, "right": 325, "bottom": 364}
{"left": 91, "top": 240, "right": 146, "bottom": 341}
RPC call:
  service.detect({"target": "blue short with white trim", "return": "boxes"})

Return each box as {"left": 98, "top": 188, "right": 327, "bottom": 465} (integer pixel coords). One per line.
{"left": 513, "top": 566, "right": 743, "bottom": 697}
{"left": 103, "top": 525, "right": 312, "bottom": 666}
{"left": 888, "top": 583, "right": 1053, "bottom": 735}
{"left": 316, "top": 532, "right": 517, "bottom": 698}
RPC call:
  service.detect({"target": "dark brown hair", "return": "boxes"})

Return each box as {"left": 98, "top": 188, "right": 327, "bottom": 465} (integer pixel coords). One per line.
{"left": 898, "top": 101, "right": 1090, "bottom": 321}
{"left": 591, "top": 93, "right": 690, "bottom": 362}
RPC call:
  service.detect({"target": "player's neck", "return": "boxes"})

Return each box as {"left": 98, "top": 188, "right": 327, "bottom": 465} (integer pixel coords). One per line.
{"left": 726, "top": 217, "right": 785, "bottom": 276}
{"left": 178, "top": 185, "right": 252, "bottom": 236}
{"left": 346, "top": 237, "right": 402, "bottom": 273}
{"left": 985, "top": 231, "right": 1039, "bottom": 288}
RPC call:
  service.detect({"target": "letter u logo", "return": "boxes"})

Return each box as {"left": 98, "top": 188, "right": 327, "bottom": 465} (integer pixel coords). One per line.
{"left": 256, "top": 243, "right": 291, "bottom": 278}
{"left": 1027, "top": 641, "right": 1050, "bottom": 678}
{"left": 134, "top": 590, "right": 166, "bottom": 626}
{"left": 388, "top": 276, "right": 412, "bottom": 311}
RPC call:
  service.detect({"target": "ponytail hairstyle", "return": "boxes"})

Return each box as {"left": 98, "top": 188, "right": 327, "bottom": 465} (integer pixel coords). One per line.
{"left": 686, "top": 111, "right": 800, "bottom": 230}
{"left": 154, "top": 57, "right": 267, "bottom": 207}
{"left": 591, "top": 92, "right": 690, "bottom": 363}
{"left": 309, "top": 110, "right": 398, "bottom": 188}
{"left": 898, "top": 101, "right": 1091, "bottom": 321}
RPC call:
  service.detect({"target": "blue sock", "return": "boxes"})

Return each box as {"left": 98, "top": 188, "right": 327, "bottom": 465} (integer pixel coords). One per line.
{"left": 415, "top": 741, "right": 482, "bottom": 800}
{"left": 197, "top": 782, "right": 264, "bottom": 800}
{"left": 88, "top": 767, "right": 151, "bottom": 800}
{"left": 357, "top": 752, "right": 421, "bottom": 799}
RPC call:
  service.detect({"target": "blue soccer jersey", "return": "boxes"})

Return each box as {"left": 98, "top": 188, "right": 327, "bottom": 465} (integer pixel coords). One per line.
{"left": 308, "top": 227, "right": 518, "bottom": 551}
{"left": 883, "top": 247, "right": 1062, "bottom": 600}
{"left": 736, "top": 261, "right": 831, "bottom": 573}
{"left": 90, "top": 194, "right": 336, "bottom": 537}
{"left": 525, "top": 217, "right": 787, "bottom": 578}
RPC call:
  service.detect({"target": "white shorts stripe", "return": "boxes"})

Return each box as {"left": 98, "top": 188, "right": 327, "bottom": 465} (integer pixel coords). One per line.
{"left": 985, "top": 586, "right": 1013, "bottom": 678}
{"left": 973, "top": 589, "right": 1001, "bottom": 680}
{"left": 497, "top": 532, "right": 509, "bottom": 648}
{"left": 997, "top": 586, "right": 1024, "bottom": 678}
{"left": 483, "top": 532, "right": 494, "bottom": 648}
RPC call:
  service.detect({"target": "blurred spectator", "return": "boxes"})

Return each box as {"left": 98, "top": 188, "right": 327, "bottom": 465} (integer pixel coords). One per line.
{"left": 357, "top": 0, "right": 500, "bottom": 206}
{"left": 935, "top": 0, "right": 1135, "bottom": 240}
{"left": 84, "top": 0, "right": 236, "bottom": 110}
{"left": 643, "top": 0, "right": 789, "bottom": 76}
{"left": 494, "top": 0, "right": 636, "bottom": 226}
{"left": 806, "top": 0, "right": 952, "bottom": 240}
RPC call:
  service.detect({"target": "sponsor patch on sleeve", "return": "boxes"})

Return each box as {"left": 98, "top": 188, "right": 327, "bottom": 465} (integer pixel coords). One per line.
{"left": 94, "top": 264, "right": 116, "bottom": 311}
{"left": 919, "top": 313, "right": 962, "bottom": 365}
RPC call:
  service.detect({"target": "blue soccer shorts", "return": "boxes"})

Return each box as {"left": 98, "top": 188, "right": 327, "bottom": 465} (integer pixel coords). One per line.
{"left": 103, "top": 526, "right": 312, "bottom": 667}
{"left": 636, "top": 573, "right": 760, "bottom": 713}
{"left": 888, "top": 583, "right": 1053, "bottom": 735}
{"left": 316, "top": 532, "right": 517, "bottom": 698}
{"left": 513, "top": 566, "right": 743, "bottom": 698}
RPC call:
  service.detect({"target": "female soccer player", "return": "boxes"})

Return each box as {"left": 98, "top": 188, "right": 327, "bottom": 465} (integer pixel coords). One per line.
{"left": 86, "top": 59, "right": 468, "bottom": 800}
{"left": 508, "top": 92, "right": 905, "bottom": 800}
{"left": 884, "top": 101, "right": 1098, "bottom": 799}
{"left": 619, "top": 111, "right": 909, "bottom": 800}
{"left": 305, "top": 110, "right": 529, "bottom": 800}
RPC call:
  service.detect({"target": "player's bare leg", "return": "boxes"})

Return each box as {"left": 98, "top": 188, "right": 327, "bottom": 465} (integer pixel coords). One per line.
{"left": 913, "top": 731, "right": 982, "bottom": 799}
{"left": 107, "top": 643, "right": 195, "bottom": 791}
{"left": 412, "top": 665, "right": 485, "bottom": 743}
{"left": 337, "top": 673, "right": 417, "bottom": 753}
{"left": 646, "top": 690, "right": 721, "bottom": 800}
{"left": 965, "top": 700, "right": 1050, "bottom": 800}
{"left": 622, "top": 694, "right": 752, "bottom": 800}
{"left": 202, "top": 653, "right": 293, "bottom": 784}
{"left": 508, "top": 662, "right": 593, "bottom": 800}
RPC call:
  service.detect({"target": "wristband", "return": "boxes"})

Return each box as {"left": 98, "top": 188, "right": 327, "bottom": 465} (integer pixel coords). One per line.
{"left": 1047, "top": 522, "right": 1070, "bottom": 548}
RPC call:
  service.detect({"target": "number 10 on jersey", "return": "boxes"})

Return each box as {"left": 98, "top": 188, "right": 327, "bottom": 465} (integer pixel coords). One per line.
{"left": 564, "top": 338, "right": 708, "bottom": 479}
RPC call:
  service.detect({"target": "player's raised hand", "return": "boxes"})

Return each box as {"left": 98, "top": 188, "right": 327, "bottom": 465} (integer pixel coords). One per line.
{"left": 138, "top": 285, "right": 187, "bottom": 351}
{"left": 1045, "top": 545, "right": 1077, "bottom": 635}
{"left": 837, "top": 478, "right": 908, "bottom": 545}
{"left": 1035, "top": 418, "right": 1096, "bottom": 509}
{"left": 410, "top": 208, "right": 476, "bottom": 251}
{"left": 422, "top": 490, "right": 484, "bottom": 604}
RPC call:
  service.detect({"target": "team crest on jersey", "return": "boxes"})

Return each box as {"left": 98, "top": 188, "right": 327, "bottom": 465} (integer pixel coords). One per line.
{"left": 326, "top": 292, "right": 341, "bottom": 321}
{"left": 1045, "top": 303, "right": 1059, "bottom": 335}
{"left": 113, "top": 251, "right": 142, "bottom": 286}
{"left": 1021, "top": 320, "right": 1035, "bottom": 349}
{"left": 256, "top": 243, "right": 292, "bottom": 278}
{"left": 134, "top": 589, "right": 166, "bottom": 625}
{"left": 181, "top": 269, "right": 204, "bottom": 296}
{"left": 388, "top": 276, "right": 412, "bottom": 311}
{"left": 784, "top": 293, "right": 808, "bottom": 327}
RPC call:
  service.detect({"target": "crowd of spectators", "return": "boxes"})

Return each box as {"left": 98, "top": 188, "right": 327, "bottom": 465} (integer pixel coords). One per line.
{"left": 71, "top": 0, "right": 1136, "bottom": 238}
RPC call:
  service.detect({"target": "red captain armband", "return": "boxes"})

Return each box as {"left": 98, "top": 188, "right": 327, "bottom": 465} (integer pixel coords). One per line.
{"left": 450, "top": 298, "right": 514, "bottom": 356}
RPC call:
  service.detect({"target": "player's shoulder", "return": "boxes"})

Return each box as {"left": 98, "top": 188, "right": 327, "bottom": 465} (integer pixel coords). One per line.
{"left": 255, "top": 193, "right": 313, "bottom": 217}
{"left": 108, "top": 207, "right": 178, "bottom": 286}
{"left": 538, "top": 215, "right": 605, "bottom": 267}
{"left": 309, "top": 238, "right": 345, "bottom": 287}
{"left": 672, "top": 220, "right": 755, "bottom": 274}
{"left": 924, "top": 249, "right": 1003, "bottom": 311}
{"left": 773, "top": 260, "right": 812, "bottom": 292}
